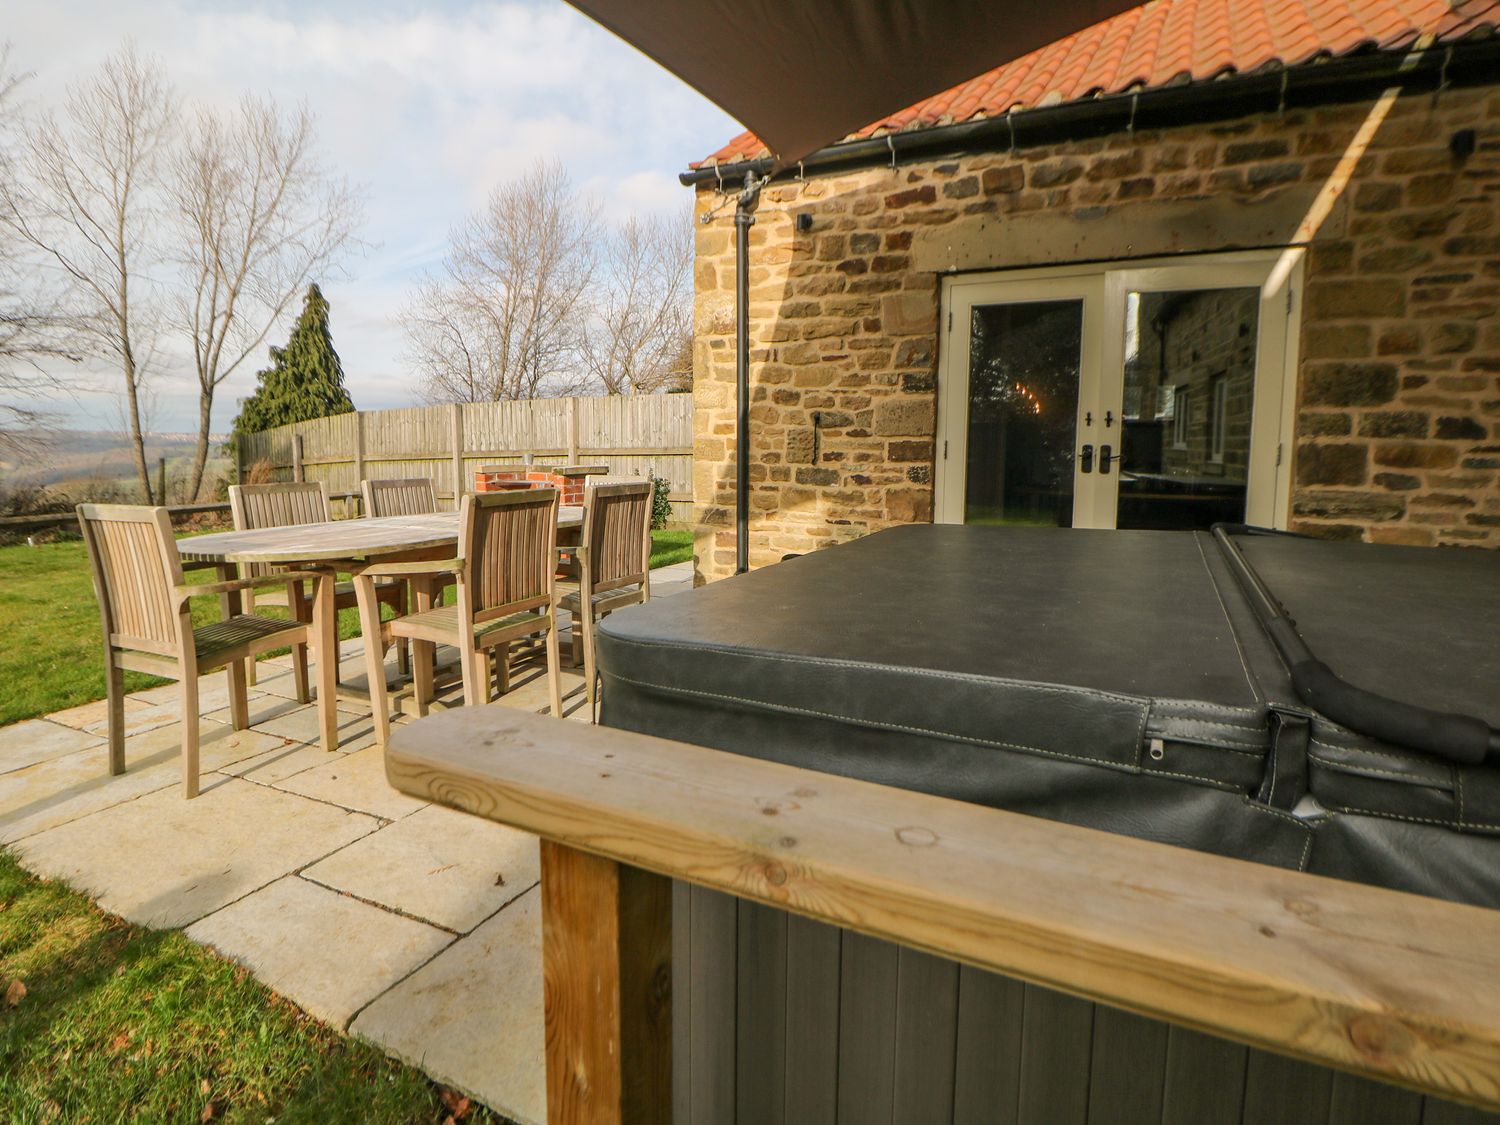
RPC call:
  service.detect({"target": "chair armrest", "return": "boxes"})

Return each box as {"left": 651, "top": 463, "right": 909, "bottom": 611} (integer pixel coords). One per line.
{"left": 355, "top": 558, "right": 462, "bottom": 578}
{"left": 176, "top": 570, "right": 324, "bottom": 603}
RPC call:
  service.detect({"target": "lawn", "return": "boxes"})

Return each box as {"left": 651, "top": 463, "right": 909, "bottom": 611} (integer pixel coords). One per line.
{"left": 648, "top": 527, "right": 692, "bottom": 569}
{"left": 0, "top": 529, "right": 694, "bottom": 728}
{"left": 0, "top": 850, "right": 506, "bottom": 1124}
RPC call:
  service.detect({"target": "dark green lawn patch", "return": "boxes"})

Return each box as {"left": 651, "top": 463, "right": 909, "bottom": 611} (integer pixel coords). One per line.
{"left": 0, "top": 850, "right": 507, "bottom": 1123}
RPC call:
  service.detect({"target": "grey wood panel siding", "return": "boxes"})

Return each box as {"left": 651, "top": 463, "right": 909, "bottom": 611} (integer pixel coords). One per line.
{"left": 836, "top": 930, "right": 899, "bottom": 1124}
{"left": 953, "top": 967, "right": 1024, "bottom": 1125}
{"left": 1329, "top": 1073, "right": 1424, "bottom": 1125}
{"left": 1160, "top": 1026, "right": 1248, "bottom": 1125}
{"left": 688, "top": 886, "right": 737, "bottom": 1125}
{"left": 1241, "top": 1050, "right": 1334, "bottom": 1122}
{"left": 1424, "top": 1101, "right": 1500, "bottom": 1125}
{"left": 1087, "top": 1007, "right": 1169, "bottom": 1125}
{"left": 671, "top": 880, "right": 692, "bottom": 1125}
{"left": 1017, "top": 986, "right": 1094, "bottom": 1125}
{"left": 672, "top": 880, "right": 1500, "bottom": 1125}
{"left": 782, "top": 912, "right": 841, "bottom": 1125}
{"left": 734, "top": 901, "right": 787, "bottom": 1125}
{"left": 893, "top": 947, "right": 959, "bottom": 1124}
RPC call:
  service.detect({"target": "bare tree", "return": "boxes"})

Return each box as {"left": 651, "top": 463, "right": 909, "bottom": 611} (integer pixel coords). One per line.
{"left": 403, "top": 160, "right": 597, "bottom": 403}
{"left": 173, "top": 96, "right": 362, "bottom": 499}
{"left": 579, "top": 209, "right": 692, "bottom": 395}
{"left": 0, "top": 45, "right": 75, "bottom": 453}
{"left": 0, "top": 45, "right": 174, "bottom": 498}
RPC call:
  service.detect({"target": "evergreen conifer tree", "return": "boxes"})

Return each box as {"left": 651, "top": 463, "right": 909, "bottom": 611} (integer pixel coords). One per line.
{"left": 231, "top": 283, "right": 354, "bottom": 446}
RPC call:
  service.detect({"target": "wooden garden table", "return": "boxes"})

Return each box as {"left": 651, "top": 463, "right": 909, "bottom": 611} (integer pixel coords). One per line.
{"left": 179, "top": 509, "right": 583, "bottom": 751}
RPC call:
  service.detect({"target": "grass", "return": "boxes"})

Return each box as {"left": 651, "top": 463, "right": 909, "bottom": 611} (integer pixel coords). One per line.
{"left": 0, "top": 529, "right": 694, "bottom": 729}
{"left": 649, "top": 528, "right": 693, "bottom": 570}
{"left": 0, "top": 851, "right": 506, "bottom": 1124}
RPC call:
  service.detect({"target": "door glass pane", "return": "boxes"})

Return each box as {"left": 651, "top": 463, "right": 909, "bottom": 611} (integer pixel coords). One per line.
{"left": 1118, "top": 287, "right": 1258, "bottom": 530}
{"left": 966, "top": 300, "right": 1082, "bottom": 527}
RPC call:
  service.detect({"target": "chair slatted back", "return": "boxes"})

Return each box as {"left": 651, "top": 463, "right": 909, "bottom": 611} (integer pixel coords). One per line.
{"left": 76, "top": 504, "right": 185, "bottom": 657}
{"left": 583, "top": 481, "right": 652, "bottom": 595}
{"left": 461, "top": 488, "right": 558, "bottom": 621}
{"left": 229, "top": 482, "right": 332, "bottom": 578}
{"left": 362, "top": 478, "right": 438, "bottom": 518}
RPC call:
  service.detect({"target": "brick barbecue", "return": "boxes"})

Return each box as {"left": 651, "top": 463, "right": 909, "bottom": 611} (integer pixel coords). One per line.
{"left": 473, "top": 465, "right": 608, "bottom": 506}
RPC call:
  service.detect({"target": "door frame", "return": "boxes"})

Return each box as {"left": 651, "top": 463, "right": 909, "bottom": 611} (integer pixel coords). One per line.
{"left": 934, "top": 249, "right": 1304, "bottom": 530}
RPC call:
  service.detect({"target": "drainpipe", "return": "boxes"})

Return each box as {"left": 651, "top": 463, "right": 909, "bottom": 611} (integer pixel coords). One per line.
{"left": 734, "top": 170, "right": 761, "bottom": 574}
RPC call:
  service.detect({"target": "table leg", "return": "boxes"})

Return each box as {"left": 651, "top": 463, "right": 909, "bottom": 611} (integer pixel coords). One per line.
{"left": 313, "top": 570, "right": 339, "bottom": 752}
{"left": 217, "top": 564, "right": 250, "bottom": 730}
{"left": 411, "top": 575, "right": 436, "bottom": 717}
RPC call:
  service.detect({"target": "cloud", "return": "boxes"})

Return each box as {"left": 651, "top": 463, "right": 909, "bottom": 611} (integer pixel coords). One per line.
{"left": 4, "top": 0, "right": 738, "bottom": 431}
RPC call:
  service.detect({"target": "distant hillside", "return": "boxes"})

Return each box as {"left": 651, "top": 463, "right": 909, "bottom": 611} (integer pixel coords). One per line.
{"left": 0, "top": 430, "right": 231, "bottom": 488}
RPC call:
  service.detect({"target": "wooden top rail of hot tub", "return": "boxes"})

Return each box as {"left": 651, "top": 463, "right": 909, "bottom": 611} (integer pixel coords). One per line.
{"left": 387, "top": 707, "right": 1500, "bottom": 1124}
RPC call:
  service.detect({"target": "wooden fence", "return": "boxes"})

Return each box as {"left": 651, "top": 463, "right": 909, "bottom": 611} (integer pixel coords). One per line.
{"left": 238, "top": 394, "right": 694, "bottom": 521}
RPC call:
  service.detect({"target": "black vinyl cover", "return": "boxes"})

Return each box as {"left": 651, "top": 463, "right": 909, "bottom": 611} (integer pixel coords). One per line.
{"left": 597, "top": 525, "right": 1500, "bottom": 909}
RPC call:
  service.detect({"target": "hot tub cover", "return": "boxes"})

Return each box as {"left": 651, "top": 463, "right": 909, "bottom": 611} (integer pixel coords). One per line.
{"left": 597, "top": 525, "right": 1500, "bottom": 908}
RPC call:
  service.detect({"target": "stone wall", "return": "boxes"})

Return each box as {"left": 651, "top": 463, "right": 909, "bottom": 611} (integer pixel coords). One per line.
{"left": 691, "top": 84, "right": 1500, "bottom": 580}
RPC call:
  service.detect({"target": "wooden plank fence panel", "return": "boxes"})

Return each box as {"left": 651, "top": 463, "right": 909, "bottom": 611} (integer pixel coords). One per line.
{"left": 241, "top": 394, "right": 693, "bottom": 515}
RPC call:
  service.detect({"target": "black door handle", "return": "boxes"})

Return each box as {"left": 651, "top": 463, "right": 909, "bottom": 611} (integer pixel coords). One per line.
{"left": 1079, "top": 444, "right": 1094, "bottom": 473}
{"left": 1099, "top": 444, "right": 1114, "bottom": 474}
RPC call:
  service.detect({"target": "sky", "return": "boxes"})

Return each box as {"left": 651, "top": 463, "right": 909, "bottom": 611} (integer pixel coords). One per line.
{"left": 4, "top": 0, "right": 739, "bottom": 434}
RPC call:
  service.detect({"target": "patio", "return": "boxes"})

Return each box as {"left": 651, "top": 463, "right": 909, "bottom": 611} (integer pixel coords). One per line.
{"left": 0, "top": 559, "right": 693, "bottom": 1125}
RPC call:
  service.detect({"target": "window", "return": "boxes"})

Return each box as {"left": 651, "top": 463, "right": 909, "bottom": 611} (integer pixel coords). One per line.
{"left": 1172, "top": 385, "right": 1192, "bottom": 450}
{"left": 1209, "top": 375, "right": 1229, "bottom": 463}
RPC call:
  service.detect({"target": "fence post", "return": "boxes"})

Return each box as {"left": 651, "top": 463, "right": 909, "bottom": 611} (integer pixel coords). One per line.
{"left": 450, "top": 403, "right": 464, "bottom": 507}
{"left": 293, "top": 434, "right": 304, "bottom": 483}
{"left": 354, "top": 411, "right": 367, "bottom": 483}
{"left": 157, "top": 457, "right": 167, "bottom": 505}
{"left": 567, "top": 396, "right": 580, "bottom": 465}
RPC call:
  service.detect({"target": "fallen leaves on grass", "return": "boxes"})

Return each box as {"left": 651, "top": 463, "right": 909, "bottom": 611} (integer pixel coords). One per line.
{"left": 5, "top": 978, "right": 26, "bottom": 1006}
{"left": 439, "top": 1087, "right": 472, "bottom": 1120}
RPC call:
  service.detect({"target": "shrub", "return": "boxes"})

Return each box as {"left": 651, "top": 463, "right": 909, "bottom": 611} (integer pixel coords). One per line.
{"left": 647, "top": 472, "right": 673, "bottom": 530}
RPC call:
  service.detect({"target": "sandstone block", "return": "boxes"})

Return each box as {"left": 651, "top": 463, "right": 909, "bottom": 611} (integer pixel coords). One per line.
{"left": 873, "top": 398, "right": 935, "bottom": 437}
{"left": 1296, "top": 442, "right": 1368, "bottom": 486}
{"left": 1302, "top": 363, "right": 1398, "bottom": 407}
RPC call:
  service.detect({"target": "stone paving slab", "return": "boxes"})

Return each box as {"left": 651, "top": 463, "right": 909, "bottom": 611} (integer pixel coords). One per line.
{"left": 274, "top": 743, "right": 428, "bottom": 821}
{"left": 302, "top": 803, "right": 538, "bottom": 934}
{"left": 14, "top": 776, "right": 380, "bottom": 927}
{"left": 45, "top": 694, "right": 153, "bottom": 732}
{"left": 186, "top": 875, "right": 452, "bottom": 1028}
{"left": 213, "top": 740, "right": 340, "bottom": 786}
{"left": 250, "top": 704, "right": 380, "bottom": 752}
{"left": 0, "top": 722, "right": 284, "bottom": 845}
{"left": 351, "top": 885, "right": 545, "bottom": 1125}
{"left": 66, "top": 701, "right": 179, "bottom": 739}
{"left": 0, "top": 719, "right": 105, "bottom": 774}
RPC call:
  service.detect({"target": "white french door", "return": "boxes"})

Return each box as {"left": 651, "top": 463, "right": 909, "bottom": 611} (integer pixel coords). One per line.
{"left": 934, "top": 250, "right": 1302, "bottom": 531}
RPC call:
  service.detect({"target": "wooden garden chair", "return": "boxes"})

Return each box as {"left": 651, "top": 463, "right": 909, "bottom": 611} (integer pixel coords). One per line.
{"left": 77, "top": 504, "right": 330, "bottom": 799}
{"left": 362, "top": 477, "right": 455, "bottom": 608}
{"left": 353, "top": 488, "right": 565, "bottom": 747}
{"left": 229, "top": 481, "right": 406, "bottom": 694}
{"left": 360, "top": 477, "right": 440, "bottom": 519}
{"left": 559, "top": 481, "right": 652, "bottom": 712}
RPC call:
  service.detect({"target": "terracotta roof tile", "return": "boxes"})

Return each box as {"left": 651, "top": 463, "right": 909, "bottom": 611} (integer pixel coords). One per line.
{"left": 696, "top": 0, "right": 1499, "bottom": 166}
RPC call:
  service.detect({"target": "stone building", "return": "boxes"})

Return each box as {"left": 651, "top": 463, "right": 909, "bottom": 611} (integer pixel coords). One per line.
{"left": 683, "top": 0, "right": 1500, "bottom": 581}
